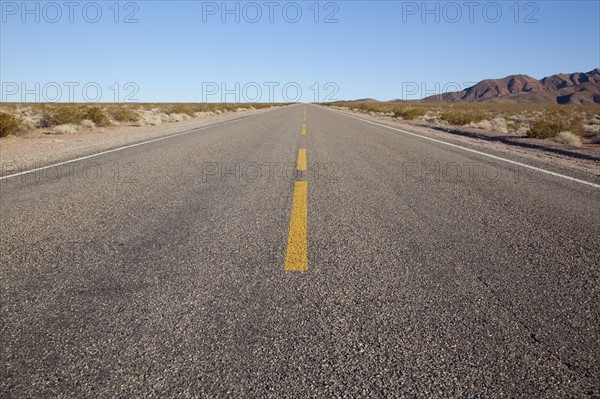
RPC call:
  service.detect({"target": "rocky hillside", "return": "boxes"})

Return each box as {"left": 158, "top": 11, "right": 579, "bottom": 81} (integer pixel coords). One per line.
{"left": 423, "top": 69, "right": 600, "bottom": 105}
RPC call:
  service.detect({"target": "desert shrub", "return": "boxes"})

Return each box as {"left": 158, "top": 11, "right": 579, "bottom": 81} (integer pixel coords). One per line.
{"left": 138, "top": 110, "right": 162, "bottom": 126}
{"left": 110, "top": 107, "right": 140, "bottom": 122}
{"left": 527, "top": 120, "right": 564, "bottom": 138}
{"left": 507, "top": 122, "right": 520, "bottom": 131}
{"left": 224, "top": 104, "right": 239, "bottom": 112}
{"left": 81, "top": 119, "right": 96, "bottom": 129}
{"left": 356, "top": 103, "right": 379, "bottom": 113}
{"left": 567, "top": 116, "right": 584, "bottom": 136}
{"left": 0, "top": 112, "right": 21, "bottom": 137}
{"left": 169, "top": 113, "right": 191, "bottom": 122}
{"left": 584, "top": 124, "right": 600, "bottom": 134}
{"left": 53, "top": 124, "right": 78, "bottom": 134}
{"left": 440, "top": 111, "right": 487, "bottom": 126}
{"left": 527, "top": 117, "right": 584, "bottom": 139}
{"left": 167, "top": 104, "right": 195, "bottom": 116}
{"left": 205, "top": 103, "right": 220, "bottom": 113}
{"left": 393, "top": 107, "right": 426, "bottom": 120}
{"left": 41, "top": 106, "right": 84, "bottom": 127}
{"left": 82, "top": 106, "right": 110, "bottom": 127}
{"left": 470, "top": 119, "right": 493, "bottom": 130}
{"left": 553, "top": 131, "right": 582, "bottom": 146}
{"left": 20, "top": 114, "right": 42, "bottom": 129}
{"left": 189, "top": 104, "right": 211, "bottom": 113}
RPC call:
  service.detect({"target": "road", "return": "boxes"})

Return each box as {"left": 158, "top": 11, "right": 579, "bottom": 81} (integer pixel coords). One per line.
{"left": 1, "top": 104, "right": 599, "bottom": 397}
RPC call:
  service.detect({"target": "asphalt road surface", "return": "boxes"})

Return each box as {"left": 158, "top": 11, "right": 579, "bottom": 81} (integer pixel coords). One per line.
{"left": 1, "top": 104, "right": 599, "bottom": 397}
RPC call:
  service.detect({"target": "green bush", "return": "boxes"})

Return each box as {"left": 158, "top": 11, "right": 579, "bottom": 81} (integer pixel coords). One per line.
{"left": 0, "top": 113, "right": 21, "bottom": 137}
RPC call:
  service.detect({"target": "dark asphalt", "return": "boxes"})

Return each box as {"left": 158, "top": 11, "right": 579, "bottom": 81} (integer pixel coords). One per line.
{"left": 1, "top": 104, "right": 599, "bottom": 397}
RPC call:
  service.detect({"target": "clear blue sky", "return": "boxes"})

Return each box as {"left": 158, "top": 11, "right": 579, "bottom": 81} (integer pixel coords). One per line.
{"left": 1, "top": 0, "right": 599, "bottom": 102}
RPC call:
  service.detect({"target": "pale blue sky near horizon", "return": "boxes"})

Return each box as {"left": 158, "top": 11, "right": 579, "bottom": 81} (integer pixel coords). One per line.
{"left": 1, "top": 0, "right": 599, "bottom": 102}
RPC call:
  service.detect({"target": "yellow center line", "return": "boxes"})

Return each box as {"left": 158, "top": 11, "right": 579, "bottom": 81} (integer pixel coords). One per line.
{"left": 284, "top": 181, "right": 308, "bottom": 271}
{"left": 302, "top": 110, "right": 307, "bottom": 134}
{"left": 297, "top": 148, "right": 307, "bottom": 171}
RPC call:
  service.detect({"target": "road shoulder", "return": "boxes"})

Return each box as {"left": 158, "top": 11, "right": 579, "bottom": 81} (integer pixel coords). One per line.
{"left": 321, "top": 105, "right": 600, "bottom": 186}
{"left": 1, "top": 107, "right": 281, "bottom": 177}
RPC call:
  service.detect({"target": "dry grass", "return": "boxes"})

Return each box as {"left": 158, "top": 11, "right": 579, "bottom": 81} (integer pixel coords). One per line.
{"left": 0, "top": 103, "right": 285, "bottom": 136}
{"left": 53, "top": 124, "right": 79, "bottom": 134}
{"left": 323, "top": 101, "right": 600, "bottom": 144}
{"left": 553, "top": 131, "right": 582, "bottom": 147}
{"left": 81, "top": 119, "right": 96, "bottom": 129}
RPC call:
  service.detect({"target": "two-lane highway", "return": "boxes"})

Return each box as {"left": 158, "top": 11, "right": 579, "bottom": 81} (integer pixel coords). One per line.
{"left": 1, "top": 104, "right": 599, "bottom": 397}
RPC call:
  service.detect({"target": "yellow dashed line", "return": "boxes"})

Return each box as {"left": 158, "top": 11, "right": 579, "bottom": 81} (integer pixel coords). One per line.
{"left": 297, "top": 148, "right": 307, "bottom": 171}
{"left": 284, "top": 110, "right": 309, "bottom": 271}
{"left": 284, "top": 181, "right": 308, "bottom": 271}
{"left": 302, "top": 110, "right": 307, "bottom": 134}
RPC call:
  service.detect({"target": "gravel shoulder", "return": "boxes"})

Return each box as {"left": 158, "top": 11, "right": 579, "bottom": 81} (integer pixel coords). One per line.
{"left": 0, "top": 107, "right": 281, "bottom": 177}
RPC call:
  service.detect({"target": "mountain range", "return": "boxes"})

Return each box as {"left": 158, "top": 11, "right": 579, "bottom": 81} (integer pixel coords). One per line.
{"left": 421, "top": 69, "right": 600, "bottom": 105}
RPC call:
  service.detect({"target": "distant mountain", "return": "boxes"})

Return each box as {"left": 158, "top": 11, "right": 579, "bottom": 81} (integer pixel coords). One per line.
{"left": 423, "top": 69, "right": 600, "bottom": 105}
{"left": 345, "top": 98, "right": 381, "bottom": 103}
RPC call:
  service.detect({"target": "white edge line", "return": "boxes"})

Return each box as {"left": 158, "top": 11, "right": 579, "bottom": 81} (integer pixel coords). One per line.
{"left": 326, "top": 107, "right": 600, "bottom": 190}
{"left": 0, "top": 110, "right": 272, "bottom": 181}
